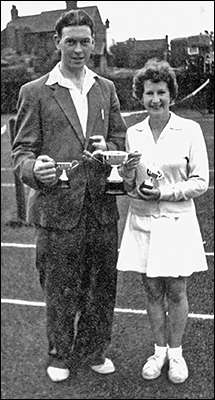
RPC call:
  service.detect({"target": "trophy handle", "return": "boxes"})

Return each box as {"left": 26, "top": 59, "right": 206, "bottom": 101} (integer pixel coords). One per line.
{"left": 71, "top": 160, "right": 79, "bottom": 169}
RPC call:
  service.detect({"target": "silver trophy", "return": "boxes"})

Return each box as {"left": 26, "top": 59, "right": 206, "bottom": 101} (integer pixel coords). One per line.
{"left": 55, "top": 161, "right": 79, "bottom": 188}
{"left": 139, "top": 163, "right": 164, "bottom": 191}
{"left": 102, "top": 150, "right": 128, "bottom": 195}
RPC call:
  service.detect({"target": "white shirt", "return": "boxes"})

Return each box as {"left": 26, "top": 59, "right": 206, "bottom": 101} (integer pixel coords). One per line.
{"left": 45, "top": 62, "right": 97, "bottom": 137}
{"left": 121, "top": 111, "right": 209, "bottom": 217}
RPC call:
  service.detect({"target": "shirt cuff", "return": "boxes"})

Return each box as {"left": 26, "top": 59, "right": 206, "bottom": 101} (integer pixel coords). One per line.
{"left": 159, "top": 185, "right": 174, "bottom": 201}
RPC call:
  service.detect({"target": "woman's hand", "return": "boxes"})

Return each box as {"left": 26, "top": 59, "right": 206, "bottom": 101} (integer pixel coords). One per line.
{"left": 33, "top": 155, "right": 56, "bottom": 185}
{"left": 123, "top": 152, "right": 142, "bottom": 171}
{"left": 136, "top": 185, "right": 161, "bottom": 201}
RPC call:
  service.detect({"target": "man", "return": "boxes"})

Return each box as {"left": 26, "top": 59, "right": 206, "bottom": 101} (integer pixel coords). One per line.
{"left": 11, "top": 9, "right": 126, "bottom": 382}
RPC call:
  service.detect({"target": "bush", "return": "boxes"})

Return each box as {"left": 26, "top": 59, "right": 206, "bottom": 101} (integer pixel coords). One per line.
{"left": 1, "top": 65, "right": 212, "bottom": 114}
{"left": 104, "top": 69, "right": 211, "bottom": 111}
{"left": 105, "top": 70, "right": 142, "bottom": 111}
{"left": 1, "top": 66, "right": 34, "bottom": 114}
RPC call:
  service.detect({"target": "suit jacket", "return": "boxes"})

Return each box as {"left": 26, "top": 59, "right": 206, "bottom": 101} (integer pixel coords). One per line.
{"left": 11, "top": 73, "right": 127, "bottom": 230}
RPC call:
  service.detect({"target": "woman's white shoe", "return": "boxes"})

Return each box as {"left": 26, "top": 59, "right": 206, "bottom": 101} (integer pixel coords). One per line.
{"left": 168, "top": 356, "right": 189, "bottom": 383}
{"left": 142, "top": 353, "right": 167, "bottom": 380}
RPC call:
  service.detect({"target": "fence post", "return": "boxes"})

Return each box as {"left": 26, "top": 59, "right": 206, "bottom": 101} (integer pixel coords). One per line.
{"left": 7, "top": 117, "right": 27, "bottom": 227}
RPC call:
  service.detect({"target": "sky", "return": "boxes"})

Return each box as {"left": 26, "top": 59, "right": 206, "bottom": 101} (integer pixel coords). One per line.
{"left": 1, "top": 1, "right": 214, "bottom": 45}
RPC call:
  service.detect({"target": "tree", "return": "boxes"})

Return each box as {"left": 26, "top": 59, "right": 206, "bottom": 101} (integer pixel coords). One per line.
{"left": 109, "top": 41, "right": 129, "bottom": 68}
{"left": 109, "top": 38, "right": 136, "bottom": 68}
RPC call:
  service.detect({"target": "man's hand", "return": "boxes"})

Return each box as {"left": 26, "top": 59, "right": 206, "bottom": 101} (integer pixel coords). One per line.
{"left": 34, "top": 155, "right": 56, "bottom": 185}
{"left": 83, "top": 135, "right": 107, "bottom": 163}
{"left": 89, "top": 135, "right": 107, "bottom": 155}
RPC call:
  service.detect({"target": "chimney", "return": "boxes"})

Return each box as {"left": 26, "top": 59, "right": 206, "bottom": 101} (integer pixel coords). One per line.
{"left": 105, "top": 19, "right": 110, "bottom": 29}
{"left": 66, "top": 1, "right": 77, "bottom": 10}
{"left": 11, "top": 5, "right": 18, "bottom": 20}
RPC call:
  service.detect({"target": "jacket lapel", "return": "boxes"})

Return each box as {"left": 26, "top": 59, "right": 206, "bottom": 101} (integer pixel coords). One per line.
{"left": 85, "top": 81, "right": 103, "bottom": 148}
{"left": 52, "top": 85, "right": 85, "bottom": 147}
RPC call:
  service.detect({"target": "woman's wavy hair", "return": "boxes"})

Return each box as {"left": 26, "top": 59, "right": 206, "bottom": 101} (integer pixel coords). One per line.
{"left": 133, "top": 58, "right": 178, "bottom": 102}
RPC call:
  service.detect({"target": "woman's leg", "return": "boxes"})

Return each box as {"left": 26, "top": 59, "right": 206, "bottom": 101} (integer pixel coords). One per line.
{"left": 165, "top": 276, "right": 189, "bottom": 383}
{"left": 166, "top": 276, "right": 188, "bottom": 348}
{"left": 141, "top": 276, "right": 168, "bottom": 379}
{"left": 142, "top": 276, "right": 167, "bottom": 346}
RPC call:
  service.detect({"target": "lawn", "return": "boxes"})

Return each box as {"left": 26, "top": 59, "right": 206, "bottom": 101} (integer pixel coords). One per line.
{"left": 1, "top": 110, "right": 214, "bottom": 399}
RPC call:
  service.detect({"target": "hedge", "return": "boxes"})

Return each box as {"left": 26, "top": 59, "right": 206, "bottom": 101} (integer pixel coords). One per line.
{"left": 1, "top": 66, "right": 213, "bottom": 114}
{"left": 1, "top": 66, "right": 34, "bottom": 114}
{"left": 105, "top": 71, "right": 211, "bottom": 111}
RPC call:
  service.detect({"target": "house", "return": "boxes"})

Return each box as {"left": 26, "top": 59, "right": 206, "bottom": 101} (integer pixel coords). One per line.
{"left": 170, "top": 34, "right": 213, "bottom": 73}
{"left": 1, "top": 1, "right": 109, "bottom": 74}
{"left": 111, "top": 36, "right": 169, "bottom": 69}
{"left": 132, "top": 36, "right": 169, "bottom": 68}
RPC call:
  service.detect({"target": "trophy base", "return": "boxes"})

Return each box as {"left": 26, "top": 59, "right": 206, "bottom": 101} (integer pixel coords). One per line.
{"left": 105, "top": 181, "right": 127, "bottom": 195}
{"left": 57, "top": 180, "right": 70, "bottom": 189}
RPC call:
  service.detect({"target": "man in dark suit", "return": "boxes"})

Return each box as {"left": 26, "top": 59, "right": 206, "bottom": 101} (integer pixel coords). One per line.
{"left": 11, "top": 9, "right": 126, "bottom": 382}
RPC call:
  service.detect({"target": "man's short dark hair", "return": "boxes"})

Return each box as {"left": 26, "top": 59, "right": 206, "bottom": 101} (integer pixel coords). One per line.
{"left": 55, "top": 9, "right": 95, "bottom": 37}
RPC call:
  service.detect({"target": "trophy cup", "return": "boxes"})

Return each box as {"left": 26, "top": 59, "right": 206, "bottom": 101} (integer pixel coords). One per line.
{"left": 139, "top": 163, "right": 164, "bottom": 192}
{"left": 102, "top": 150, "right": 128, "bottom": 195}
{"left": 55, "top": 161, "right": 79, "bottom": 188}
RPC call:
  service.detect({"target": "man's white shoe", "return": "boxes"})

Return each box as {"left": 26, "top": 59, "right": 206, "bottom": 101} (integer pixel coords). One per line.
{"left": 91, "top": 358, "right": 115, "bottom": 374}
{"left": 47, "top": 366, "right": 70, "bottom": 382}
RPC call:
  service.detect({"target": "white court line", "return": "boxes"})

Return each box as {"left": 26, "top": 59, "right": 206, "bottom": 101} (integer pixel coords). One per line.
{"left": 1, "top": 243, "right": 214, "bottom": 256}
{"left": 1, "top": 299, "right": 214, "bottom": 320}
{"left": 1, "top": 125, "right": 7, "bottom": 135}
{"left": 1, "top": 243, "right": 36, "bottom": 248}
{"left": 1, "top": 183, "right": 29, "bottom": 188}
{"left": 1, "top": 167, "right": 13, "bottom": 171}
{"left": 114, "top": 308, "right": 214, "bottom": 320}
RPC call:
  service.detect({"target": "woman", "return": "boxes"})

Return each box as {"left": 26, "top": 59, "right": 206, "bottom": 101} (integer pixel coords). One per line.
{"left": 117, "top": 59, "right": 209, "bottom": 384}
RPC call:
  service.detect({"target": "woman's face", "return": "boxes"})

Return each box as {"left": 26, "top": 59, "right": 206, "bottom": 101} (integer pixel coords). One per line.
{"left": 142, "top": 80, "right": 171, "bottom": 118}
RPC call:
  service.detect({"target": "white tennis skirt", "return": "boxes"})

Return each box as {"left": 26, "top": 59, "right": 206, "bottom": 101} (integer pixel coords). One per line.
{"left": 117, "top": 210, "right": 208, "bottom": 277}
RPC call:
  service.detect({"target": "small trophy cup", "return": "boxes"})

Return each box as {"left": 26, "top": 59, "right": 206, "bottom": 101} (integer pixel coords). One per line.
{"left": 102, "top": 150, "right": 128, "bottom": 195}
{"left": 139, "top": 164, "right": 164, "bottom": 192}
{"left": 55, "top": 161, "right": 79, "bottom": 188}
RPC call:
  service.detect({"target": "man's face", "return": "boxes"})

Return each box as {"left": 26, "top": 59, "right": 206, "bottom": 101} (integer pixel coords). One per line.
{"left": 54, "top": 25, "right": 94, "bottom": 72}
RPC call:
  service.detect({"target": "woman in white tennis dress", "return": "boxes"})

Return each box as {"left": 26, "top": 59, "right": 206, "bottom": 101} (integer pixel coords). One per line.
{"left": 117, "top": 59, "right": 209, "bottom": 384}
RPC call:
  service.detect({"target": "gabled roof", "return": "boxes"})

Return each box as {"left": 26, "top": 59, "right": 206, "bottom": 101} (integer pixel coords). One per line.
{"left": 134, "top": 39, "right": 167, "bottom": 52}
{"left": 7, "top": 6, "right": 98, "bottom": 33}
{"left": 171, "top": 35, "right": 210, "bottom": 47}
{"left": 6, "top": 6, "right": 105, "bottom": 54}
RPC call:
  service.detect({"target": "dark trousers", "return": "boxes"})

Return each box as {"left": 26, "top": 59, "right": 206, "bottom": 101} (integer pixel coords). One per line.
{"left": 35, "top": 192, "right": 118, "bottom": 368}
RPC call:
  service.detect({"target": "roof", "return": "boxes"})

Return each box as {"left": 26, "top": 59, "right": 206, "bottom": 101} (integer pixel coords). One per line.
{"left": 134, "top": 39, "right": 167, "bottom": 52}
{"left": 171, "top": 35, "right": 210, "bottom": 47}
{"left": 6, "top": 6, "right": 105, "bottom": 54}
{"left": 7, "top": 6, "right": 98, "bottom": 33}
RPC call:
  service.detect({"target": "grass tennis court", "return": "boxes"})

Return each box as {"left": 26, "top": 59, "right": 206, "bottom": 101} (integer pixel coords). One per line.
{"left": 1, "top": 110, "right": 214, "bottom": 399}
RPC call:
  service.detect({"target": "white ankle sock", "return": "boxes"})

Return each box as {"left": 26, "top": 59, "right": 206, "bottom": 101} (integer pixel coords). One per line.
{"left": 154, "top": 344, "right": 167, "bottom": 357}
{"left": 168, "top": 345, "right": 183, "bottom": 359}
